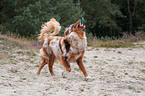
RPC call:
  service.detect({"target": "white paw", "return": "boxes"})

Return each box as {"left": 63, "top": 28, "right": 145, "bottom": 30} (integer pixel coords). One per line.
{"left": 62, "top": 71, "right": 69, "bottom": 78}
{"left": 83, "top": 76, "right": 93, "bottom": 81}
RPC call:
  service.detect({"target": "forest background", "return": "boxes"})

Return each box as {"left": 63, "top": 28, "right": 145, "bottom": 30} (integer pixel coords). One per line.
{"left": 0, "top": 0, "right": 145, "bottom": 39}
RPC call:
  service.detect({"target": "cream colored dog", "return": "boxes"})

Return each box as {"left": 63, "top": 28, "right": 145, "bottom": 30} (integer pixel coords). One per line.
{"left": 38, "top": 18, "right": 61, "bottom": 41}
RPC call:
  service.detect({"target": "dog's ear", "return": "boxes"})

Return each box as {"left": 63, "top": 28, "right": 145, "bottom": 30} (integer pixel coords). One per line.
{"left": 64, "top": 28, "right": 69, "bottom": 36}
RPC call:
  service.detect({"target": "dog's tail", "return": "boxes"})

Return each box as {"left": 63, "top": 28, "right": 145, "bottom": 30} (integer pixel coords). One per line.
{"left": 38, "top": 18, "right": 61, "bottom": 41}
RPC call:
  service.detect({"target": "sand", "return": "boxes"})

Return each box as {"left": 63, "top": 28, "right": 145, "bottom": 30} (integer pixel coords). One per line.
{"left": 0, "top": 41, "right": 145, "bottom": 96}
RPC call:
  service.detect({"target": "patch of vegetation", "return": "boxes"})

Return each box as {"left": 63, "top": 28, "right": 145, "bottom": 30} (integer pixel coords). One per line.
{"left": 117, "top": 51, "right": 122, "bottom": 54}
{"left": 140, "top": 61, "right": 145, "bottom": 64}
{"left": 128, "top": 49, "right": 133, "bottom": 50}
{"left": 107, "top": 72, "right": 115, "bottom": 76}
{"left": 106, "top": 59, "right": 113, "bottom": 61}
{"left": 141, "top": 69, "right": 145, "bottom": 74}
{"left": 103, "top": 61, "right": 108, "bottom": 64}
{"left": 87, "top": 33, "right": 136, "bottom": 48}
{"left": 0, "top": 34, "right": 30, "bottom": 50}
{"left": 88, "top": 66, "right": 93, "bottom": 68}
{"left": 128, "top": 86, "right": 134, "bottom": 90}
{"left": 125, "top": 73, "right": 128, "bottom": 75}
{"left": 94, "top": 56, "right": 98, "bottom": 58}
{"left": 0, "top": 61, "right": 7, "bottom": 65}
{"left": 30, "top": 61, "right": 34, "bottom": 63}
{"left": 17, "top": 51, "right": 24, "bottom": 54}
{"left": 83, "top": 60, "right": 87, "bottom": 63}
{"left": 86, "top": 49, "right": 92, "bottom": 51}
{"left": 96, "top": 49, "right": 99, "bottom": 50}
{"left": 33, "top": 77, "right": 37, "bottom": 80}
{"left": 33, "top": 53, "right": 37, "bottom": 56}
{"left": 12, "top": 63, "right": 17, "bottom": 65}
{"left": 88, "top": 40, "right": 135, "bottom": 48}
{"left": 0, "top": 34, "right": 39, "bottom": 66}
{"left": 104, "top": 49, "right": 112, "bottom": 51}
{"left": 35, "top": 65, "right": 40, "bottom": 67}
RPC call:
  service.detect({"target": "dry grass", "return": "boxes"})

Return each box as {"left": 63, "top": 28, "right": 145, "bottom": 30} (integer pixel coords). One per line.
{"left": 0, "top": 33, "right": 39, "bottom": 63}
{"left": 88, "top": 39, "right": 134, "bottom": 48}
{"left": 0, "top": 33, "right": 42, "bottom": 49}
{"left": 87, "top": 31, "right": 145, "bottom": 48}
{"left": 0, "top": 33, "right": 31, "bottom": 47}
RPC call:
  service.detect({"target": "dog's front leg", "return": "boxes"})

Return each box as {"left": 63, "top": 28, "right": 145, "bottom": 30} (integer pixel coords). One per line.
{"left": 61, "top": 56, "right": 71, "bottom": 76}
{"left": 76, "top": 56, "right": 88, "bottom": 78}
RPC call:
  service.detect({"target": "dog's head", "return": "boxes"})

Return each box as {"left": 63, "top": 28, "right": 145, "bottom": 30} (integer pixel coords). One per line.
{"left": 64, "top": 19, "right": 85, "bottom": 36}
{"left": 72, "top": 19, "right": 85, "bottom": 31}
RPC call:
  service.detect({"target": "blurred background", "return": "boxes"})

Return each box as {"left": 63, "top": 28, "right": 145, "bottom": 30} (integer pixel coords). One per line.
{"left": 0, "top": 0, "right": 145, "bottom": 39}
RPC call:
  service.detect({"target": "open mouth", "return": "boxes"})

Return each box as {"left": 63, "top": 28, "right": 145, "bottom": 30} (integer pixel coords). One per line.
{"left": 64, "top": 19, "right": 86, "bottom": 36}
{"left": 73, "top": 20, "right": 85, "bottom": 31}
{"left": 78, "top": 25, "right": 85, "bottom": 30}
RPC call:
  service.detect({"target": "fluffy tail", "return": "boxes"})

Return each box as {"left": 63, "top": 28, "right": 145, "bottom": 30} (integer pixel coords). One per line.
{"left": 38, "top": 18, "right": 61, "bottom": 41}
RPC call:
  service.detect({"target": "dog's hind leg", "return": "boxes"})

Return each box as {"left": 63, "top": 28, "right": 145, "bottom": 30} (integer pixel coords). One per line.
{"left": 48, "top": 54, "right": 56, "bottom": 76}
{"left": 76, "top": 56, "right": 88, "bottom": 77}
{"left": 37, "top": 57, "right": 47, "bottom": 75}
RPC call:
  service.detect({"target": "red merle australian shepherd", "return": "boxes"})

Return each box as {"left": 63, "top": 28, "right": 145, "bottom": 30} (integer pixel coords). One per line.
{"left": 37, "top": 19, "right": 89, "bottom": 79}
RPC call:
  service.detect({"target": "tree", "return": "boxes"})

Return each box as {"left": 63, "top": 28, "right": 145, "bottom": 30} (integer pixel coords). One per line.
{"left": 54, "top": 0, "right": 84, "bottom": 35}
{"left": 80, "top": 0, "right": 123, "bottom": 37}
{"left": 0, "top": 0, "right": 84, "bottom": 37}
{"left": 56, "top": 0, "right": 84, "bottom": 26}
{"left": 112, "top": 0, "right": 145, "bottom": 34}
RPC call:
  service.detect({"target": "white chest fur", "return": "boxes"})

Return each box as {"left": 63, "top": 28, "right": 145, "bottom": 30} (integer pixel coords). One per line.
{"left": 67, "top": 32, "right": 87, "bottom": 53}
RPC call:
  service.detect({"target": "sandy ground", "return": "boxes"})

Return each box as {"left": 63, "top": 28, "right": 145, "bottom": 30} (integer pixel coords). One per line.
{"left": 0, "top": 39, "right": 145, "bottom": 96}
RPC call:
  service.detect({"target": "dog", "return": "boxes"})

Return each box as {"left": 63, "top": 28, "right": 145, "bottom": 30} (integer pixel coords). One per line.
{"left": 38, "top": 18, "right": 61, "bottom": 41}
{"left": 37, "top": 19, "right": 89, "bottom": 79}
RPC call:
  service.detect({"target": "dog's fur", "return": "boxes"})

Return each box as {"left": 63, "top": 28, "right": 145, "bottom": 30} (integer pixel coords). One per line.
{"left": 38, "top": 18, "right": 61, "bottom": 41}
{"left": 37, "top": 19, "right": 88, "bottom": 78}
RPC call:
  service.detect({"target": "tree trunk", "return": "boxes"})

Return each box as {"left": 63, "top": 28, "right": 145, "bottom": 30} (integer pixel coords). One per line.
{"left": 127, "top": 0, "right": 132, "bottom": 33}
{"left": 127, "top": 0, "right": 137, "bottom": 34}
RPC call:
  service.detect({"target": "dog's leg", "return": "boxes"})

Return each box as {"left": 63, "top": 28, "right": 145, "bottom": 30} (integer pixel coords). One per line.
{"left": 61, "top": 56, "right": 71, "bottom": 75}
{"left": 76, "top": 56, "right": 88, "bottom": 77}
{"left": 37, "top": 57, "right": 47, "bottom": 75}
{"left": 48, "top": 54, "right": 56, "bottom": 76}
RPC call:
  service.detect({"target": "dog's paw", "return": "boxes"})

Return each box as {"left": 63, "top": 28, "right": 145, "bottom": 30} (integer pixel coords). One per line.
{"left": 85, "top": 76, "right": 91, "bottom": 79}
{"left": 37, "top": 71, "right": 40, "bottom": 75}
{"left": 83, "top": 76, "right": 93, "bottom": 81}
{"left": 62, "top": 71, "right": 69, "bottom": 78}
